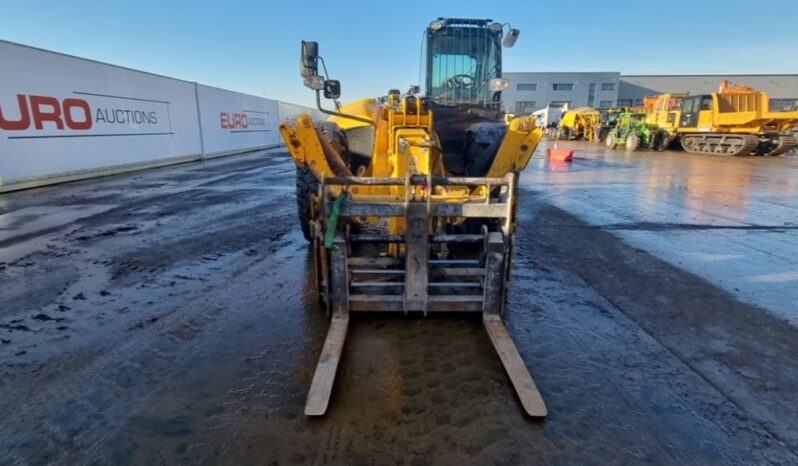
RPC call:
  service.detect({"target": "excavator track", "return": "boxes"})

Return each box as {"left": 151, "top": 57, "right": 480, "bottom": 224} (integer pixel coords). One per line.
{"left": 763, "top": 135, "right": 798, "bottom": 156}
{"left": 680, "top": 133, "right": 760, "bottom": 156}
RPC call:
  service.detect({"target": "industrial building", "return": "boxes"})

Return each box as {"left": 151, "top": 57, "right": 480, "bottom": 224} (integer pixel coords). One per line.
{"left": 502, "top": 72, "right": 621, "bottom": 114}
{"left": 619, "top": 75, "right": 798, "bottom": 110}
{"left": 503, "top": 72, "right": 798, "bottom": 113}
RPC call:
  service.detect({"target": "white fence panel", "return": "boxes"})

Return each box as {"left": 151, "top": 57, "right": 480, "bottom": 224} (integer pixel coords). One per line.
{"left": 196, "top": 85, "right": 280, "bottom": 157}
{"left": 0, "top": 40, "right": 322, "bottom": 192}
{"left": 0, "top": 41, "right": 202, "bottom": 188}
{"left": 278, "top": 100, "right": 324, "bottom": 125}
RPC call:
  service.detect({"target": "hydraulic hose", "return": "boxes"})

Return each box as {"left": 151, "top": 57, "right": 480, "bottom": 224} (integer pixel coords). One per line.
{"left": 324, "top": 192, "right": 347, "bottom": 249}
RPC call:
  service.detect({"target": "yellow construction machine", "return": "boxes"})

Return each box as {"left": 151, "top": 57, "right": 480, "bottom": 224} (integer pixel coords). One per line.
{"left": 279, "top": 18, "right": 546, "bottom": 417}
{"left": 558, "top": 107, "right": 601, "bottom": 141}
{"left": 644, "top": 81, "right": 798, "bottom": 156}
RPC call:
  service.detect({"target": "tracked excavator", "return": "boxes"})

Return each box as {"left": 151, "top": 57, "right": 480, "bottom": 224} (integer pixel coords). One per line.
{"left": 279, "top": 18, "right": 546, "bottom": 417}
{"left": 645, "top": 80, "right": 798, "bottom": 156}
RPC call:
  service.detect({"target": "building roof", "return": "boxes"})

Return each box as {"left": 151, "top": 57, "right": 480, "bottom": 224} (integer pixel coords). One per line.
{"left": 619, "top": 75, "right": 798, "bottom": 100}
{"left": 505, "top": 71, "right": 620, "bottom": 76}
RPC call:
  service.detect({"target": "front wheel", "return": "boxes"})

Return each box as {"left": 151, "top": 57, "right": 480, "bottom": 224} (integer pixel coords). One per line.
{"left": 625, "top": 131, "right": 641, "bottom": 151}
{"left": 296, "top": 166, "right": 320, "bottom": 241}
{"left": 605, "top": 133, "right": 617, "bottom": 149}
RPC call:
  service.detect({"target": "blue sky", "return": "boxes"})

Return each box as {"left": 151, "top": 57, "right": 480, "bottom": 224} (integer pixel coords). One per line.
{"left": 2, "top": 0, "right": 797, "bottom": 106}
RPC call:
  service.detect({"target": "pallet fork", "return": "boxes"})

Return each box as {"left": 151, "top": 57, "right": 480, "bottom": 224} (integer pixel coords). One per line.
{"left": 304, "top": 172, "right": 547, "bottom": 417}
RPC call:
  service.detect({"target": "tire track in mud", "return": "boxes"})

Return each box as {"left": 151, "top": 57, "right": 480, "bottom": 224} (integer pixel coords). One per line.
{"left": 103, "top": 240, "right": 318, "bottom": 465}
{"left": 72, "top": 167, "right": 798, "bottom": 465}
{"left": 2, "top": 148, "right": 796, "bottom": 464}
{"left": 0, "top": 150, "right": 301, "bottom": 464}
{"left": 0, "top": 232, "right": 298, "bottom": 464}
{"left": 104, "top": 223, "right": 796, "bottom": 466}
{"left": 516, "top": 193, "right": 798, "bottom": 460}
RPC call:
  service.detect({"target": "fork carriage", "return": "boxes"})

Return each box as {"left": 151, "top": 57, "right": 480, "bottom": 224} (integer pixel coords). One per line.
{"left": 304, "top": 172, "right": 547, "bottom": 417}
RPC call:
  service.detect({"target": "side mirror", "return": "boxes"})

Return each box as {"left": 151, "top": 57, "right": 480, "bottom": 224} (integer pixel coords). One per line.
{"left": 503, "top": 28, "right": 520, "bottom": 48}
{"left": 300, "top": 41, "right": 319, "bottom": 78}
{"left": 324, "top": 80, "right": 341, "bottom": 99}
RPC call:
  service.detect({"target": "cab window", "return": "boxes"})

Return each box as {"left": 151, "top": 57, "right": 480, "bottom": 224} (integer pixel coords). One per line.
{"left": 681, "top": 98, "right": 697, "bottom": 113}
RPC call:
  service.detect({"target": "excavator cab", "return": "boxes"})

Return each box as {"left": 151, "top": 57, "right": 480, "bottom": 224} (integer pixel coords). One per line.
{"left": 679, "top": 95, "right": 712, "bottom": 128}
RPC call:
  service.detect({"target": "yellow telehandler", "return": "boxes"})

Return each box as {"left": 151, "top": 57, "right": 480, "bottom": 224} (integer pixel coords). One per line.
{"left": 279, "top": 18, "right": 546, "bottom": 417}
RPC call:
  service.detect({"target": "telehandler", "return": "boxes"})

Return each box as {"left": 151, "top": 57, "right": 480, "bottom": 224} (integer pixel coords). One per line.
{"left": 279, "top": 18, "right": 546, "bottom": 417}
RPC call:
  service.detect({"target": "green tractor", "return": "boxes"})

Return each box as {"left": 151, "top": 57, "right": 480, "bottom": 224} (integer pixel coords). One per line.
{"left": 605, "top": 112, "right": 662, "bottom": 151}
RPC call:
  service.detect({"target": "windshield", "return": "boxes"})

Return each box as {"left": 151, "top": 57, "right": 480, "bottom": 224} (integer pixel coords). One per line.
{"left": 426, "top": 25, "right": 501, "bottom": 106}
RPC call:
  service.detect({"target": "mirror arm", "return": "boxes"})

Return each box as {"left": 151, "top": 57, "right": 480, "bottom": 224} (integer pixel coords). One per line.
{"left": 315, "top": 90, "right": 375, "bottom": 126}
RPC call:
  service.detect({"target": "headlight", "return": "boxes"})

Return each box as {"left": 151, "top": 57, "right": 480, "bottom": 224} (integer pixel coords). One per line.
{"left": 429, "top": 20, "right": 444, "bottom": 31}
{"left": 303, "top": 75, "right": 325, "bottom": 91}
{"left": 489, "top": 22, "right": 503, "bottom": 33}
{"left": 489, "top": 77, "right": 510, "bottom": 92}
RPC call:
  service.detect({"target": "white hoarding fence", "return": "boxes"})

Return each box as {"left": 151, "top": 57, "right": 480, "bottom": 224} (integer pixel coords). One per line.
{"left": 0, "top": 40, "right": 318, "bottom": 192}
{"left": 196, "top": 85, "right": 280, "bottom": 157}
{"left": 278, "top": 100, "right": 324, "bottom": 125}
{"left": 0, "top": 40, "right": 202, "bottom": 189}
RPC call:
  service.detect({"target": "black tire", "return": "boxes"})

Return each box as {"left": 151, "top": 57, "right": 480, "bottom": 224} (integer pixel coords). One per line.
{"left": 296, "top": 166, "right": 319, "bottom": 241}
{"left": 597, "top": 126, "right": 610, "bottom": 143}
{"left": 655, "top": 131, "right": 671, "bottom": 151}
{"left": 647, "top": 131, "right": 657, "bottom": 150}
{"left": 626, "top": 131, "right": 641, "bottom": 151}
{"left": 558, "top": 126, "right": 571, "bottom": 140}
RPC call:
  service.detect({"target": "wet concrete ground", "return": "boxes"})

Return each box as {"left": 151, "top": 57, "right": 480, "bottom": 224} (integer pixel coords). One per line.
{"left": 526, "top": 140, "right": 798, "bottom": 324}
{"left": 0, "top": 145, "right": 797, "bottom": 465}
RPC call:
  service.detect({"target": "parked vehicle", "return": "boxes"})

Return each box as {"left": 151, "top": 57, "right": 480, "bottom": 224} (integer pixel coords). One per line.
{"left": 605, "top": 112, "right": 662, "bottom": 151}
{"left": 280, "top": 17, "right": 547, "bottom": 418}
{"left": 558, "top": 107, "right": 601, "bottom": 141}
{"left": 644, "top": 81, "right": 798, "bottom": 156}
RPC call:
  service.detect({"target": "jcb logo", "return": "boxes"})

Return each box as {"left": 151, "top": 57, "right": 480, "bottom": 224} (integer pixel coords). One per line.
{"left": 0, "top": 94, "right": 92, "bottom": 131}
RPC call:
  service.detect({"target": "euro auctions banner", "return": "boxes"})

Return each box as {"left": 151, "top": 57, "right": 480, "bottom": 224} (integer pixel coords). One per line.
{"left": 0, "top": 40, "right": 202, "bottom": 185}
{"left": 196, "top": 84, "right": 280, "bottom": 156}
